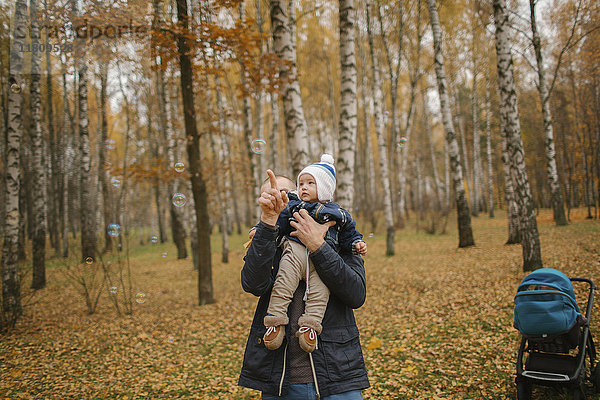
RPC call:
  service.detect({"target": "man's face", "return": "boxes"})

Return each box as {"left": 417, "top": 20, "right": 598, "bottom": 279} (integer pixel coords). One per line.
{"left": 276, "top": 177, "right": 295, "bottom": 193}
{"left": 298, "top": 174, "right": 318, "bottom": 202}
{"left": 260, "top": 176, "right": 295, "bottom": 194}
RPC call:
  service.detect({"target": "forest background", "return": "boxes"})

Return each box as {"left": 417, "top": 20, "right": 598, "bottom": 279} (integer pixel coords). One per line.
{"left": 1, "top": 0, "right": 600, "bottom": 398}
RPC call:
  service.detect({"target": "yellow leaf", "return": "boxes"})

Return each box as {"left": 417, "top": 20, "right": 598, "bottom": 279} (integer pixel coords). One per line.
{"left": 367, "top": 337, "right": 382, "bottom": 350}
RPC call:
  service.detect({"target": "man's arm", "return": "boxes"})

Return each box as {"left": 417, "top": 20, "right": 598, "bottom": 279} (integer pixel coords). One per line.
{"left": 241, "top": 221, "right": 279, "bottom": 296}
{"left": 289, "top": 209, "right": 367, "bottom": 309}
{"left": 310, "top": 244, "right": 366, "bottom": 309}
{"left": 242, "top": 169, "right": 289, "bottom": 296}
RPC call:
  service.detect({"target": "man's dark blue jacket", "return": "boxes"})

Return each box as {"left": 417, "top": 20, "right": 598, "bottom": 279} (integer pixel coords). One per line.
{"left": 238, "top": 221, "right": 370, "bottom": 397}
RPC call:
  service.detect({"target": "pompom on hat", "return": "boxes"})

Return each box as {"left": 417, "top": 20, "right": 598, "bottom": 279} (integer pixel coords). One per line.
{"left": 297, "top": 154, "right": 336, "bottom": 202}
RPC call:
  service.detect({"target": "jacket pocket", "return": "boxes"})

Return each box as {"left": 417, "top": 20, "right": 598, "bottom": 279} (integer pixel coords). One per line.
{"left": 242, "top": 328, "right": 276, "bottom": 381}
{"left": 320, "top": 326, "right": 365, "bottom": 382}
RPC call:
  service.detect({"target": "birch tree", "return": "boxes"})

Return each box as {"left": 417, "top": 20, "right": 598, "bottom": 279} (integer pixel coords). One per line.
{"left": 426, "top": 0, "right": 474, "bottom": 248}
{"left": 73, "top": 0, "right": 97, "bottom": 261}
{"left": 528, "top": 0, "right": 567, "bottom": 226}
{"left": 98, "top": 62, "right": 113, "bottom": 253}
{"left": 269, "top": 0, "right": 309, "bottom": 176}
{"left": 367, "top": 1, "right": 395, "bottom": 255}
{"left": 30, "top": 0, "right": 47, "bottom": 289}
{"left": 471, "top": 72, "right": 481, "bottom": 216}
{"left": 493, "top": 0, "right": 542, "bottom": 270}
{"left": 485, "top": 69, "right": 494, "bottom": 218}
{"left": 336, "top": 0, "right": 357, "bottom": 210}
{"left": 2, "top": 0, "right": 27, "bottom": 324}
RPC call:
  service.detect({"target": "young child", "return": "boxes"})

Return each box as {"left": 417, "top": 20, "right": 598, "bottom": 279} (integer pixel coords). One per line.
{"left": 260, "top": 154, "right": 367, "bottom": 353}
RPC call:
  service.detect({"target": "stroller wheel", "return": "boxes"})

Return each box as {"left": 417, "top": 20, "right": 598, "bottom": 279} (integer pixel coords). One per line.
{"left": 516, "top": 380, "right": 532, "bottom": 400}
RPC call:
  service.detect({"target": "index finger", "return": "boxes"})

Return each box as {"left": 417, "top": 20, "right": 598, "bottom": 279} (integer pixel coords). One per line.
{"left": 266, "top": 169, "right": 278, "bottom": 191}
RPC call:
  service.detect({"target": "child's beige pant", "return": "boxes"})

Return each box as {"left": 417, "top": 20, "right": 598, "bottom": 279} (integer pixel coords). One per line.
{"left": 266, "top": 238, "right": 329, "bottom": 332}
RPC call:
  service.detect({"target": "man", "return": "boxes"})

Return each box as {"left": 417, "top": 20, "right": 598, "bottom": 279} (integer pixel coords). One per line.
{"left": 239, "top": 169, "right": 369, "bottom": 399}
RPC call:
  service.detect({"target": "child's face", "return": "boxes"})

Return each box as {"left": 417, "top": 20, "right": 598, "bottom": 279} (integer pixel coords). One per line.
{"left": 298, "top": 174, "right": 318, "bottom": 202}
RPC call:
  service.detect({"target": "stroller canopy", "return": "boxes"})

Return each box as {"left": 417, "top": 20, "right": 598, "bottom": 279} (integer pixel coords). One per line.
{"left": 514, "top": 268, "right": 581, "bottom": 336}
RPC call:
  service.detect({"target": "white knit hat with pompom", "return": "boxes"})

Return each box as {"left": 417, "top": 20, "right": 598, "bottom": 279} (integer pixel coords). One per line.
{"left": 297, "top": 154, "right": 336, "bottom": 202}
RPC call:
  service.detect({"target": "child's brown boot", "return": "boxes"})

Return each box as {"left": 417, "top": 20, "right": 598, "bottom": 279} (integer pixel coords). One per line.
{"left": 263, "top": 314, "right": 289, "bottom": 351}
{"left": 296, "top": 326, "right": 317, "bottom": 353}
{"left": 264, "top": 326, "right": 285, "bottom": 350}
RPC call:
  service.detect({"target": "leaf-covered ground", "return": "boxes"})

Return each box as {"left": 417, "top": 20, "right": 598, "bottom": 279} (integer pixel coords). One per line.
{"left": 1, "top": 209, "right": 600, "bottom": 399}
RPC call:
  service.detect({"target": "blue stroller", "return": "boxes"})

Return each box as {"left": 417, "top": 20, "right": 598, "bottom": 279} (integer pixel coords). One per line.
{"left": 514, "top": 268, "right": 600, "bottom": 399}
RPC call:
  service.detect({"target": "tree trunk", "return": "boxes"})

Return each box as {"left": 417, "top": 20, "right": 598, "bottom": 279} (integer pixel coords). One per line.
{"left": 2, "top": 0, "right": 27, "bottom": 323}
{"left": 471, "top": 73, "right": 480, "bottom": 217}
{"left": 269, "top": 92, "right": 280, "bottom": 171}
{"left": 74, "top": 0, "right": 97, "bottom": 261}
{"left": 493, "top": 0, "right": 542, "bottom": 270}
{"left": 30, "top": 0, "right": 47, "bottom": 290}
{"left": 270, "top": 0, "right": 309, "bottom": 176}
{"left": 499, "top": 87, "right": 521, "bottom": 244}
{"left": 355, "top": 24, "right": 377, "bottom": 229}
{"left": 176, "top": 0, "right": 214, "bottom": 305}
{"left": 485, "top": 70, "right": 495, "bottom": 218}
{"left": 529, "top": 0, "right": 567, "bottom": 226}
{"left": 336, "top": 0, "right": 358, "bottom": 210}
{"left": 426, "top": 0, "right": 474, "bottom": 247}
{"left": 422, "top": 90, "right": 443, "bottom": 210}
{"left": 98, "top": 63, "right": 113, "bottom": 253}
{"left": 454, "top": 89, "right": 472, "bottom": 208}
{"left": 214, "top": 75, "right": 230, "bottom": 263}
{"left": 44, "top": 1, "right": 60, "bottom": 255}
{"left": 60, "top": 60, "right": 72, "bottom": 258}
{"left": 367, "top": 1, "right": 395, "bottom": 255}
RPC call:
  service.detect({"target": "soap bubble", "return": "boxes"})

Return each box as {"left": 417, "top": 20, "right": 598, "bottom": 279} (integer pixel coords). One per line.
{"left": 251, "top": 139, "right": 267, "bottom": 154}
{"left": 109, "top": 286, "right": 118, "bottom": 295}
{"left": 369, "top": 233, "right": 374, "bottom": 238}
{"left": 162, "top": 252, "right": 167, "bottom": 258}
{"left": 10, "top": 83, "right": 22, "bottom": 93}
{"left": 85, "top": 257, "right": 94, "bottom": 264}
{"left": 105, "top": 139, "right": 116, "bottom": 150}
{"left": 174, "top": 162, "right": 185, "bottom": 173}
{"left": 107, "top": 223, "right": 120, "bottom": 237}
{"left": 398, "top": 137, "right": 408, "bottom": 148}
{"left": 167, "top": 335, "right": 175, "bottom": 343}
{"left": 151, "top": 236, "right": 159, "bottom": 244}
{"left": 172, "top": 193, "right": 186, "bottom": 207}
{"left": 111, "top": 177, "right": 121, "bottom": 188}
{"left": 135, "top": 292, "right": 146, "bottom": 304}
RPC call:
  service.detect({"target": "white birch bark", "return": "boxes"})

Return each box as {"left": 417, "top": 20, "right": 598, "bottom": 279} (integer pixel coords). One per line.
{"left": 500, "top": 106, "right": 520, "bottom": 244}
{"left": 529, "top": 0, "right": 567, "bottom": 226}
{"left": 214, "top": 75, "right": 229, "bottom": 263}
{"left": 270, "top": 0, "right": 309, "bottom": 176}
{"left": 485, "top": 70, "right": 495, "bottom": 218}
{"left": 422, "top": 91, "right": 443, "bottom": 209}
{"left": 3, "top": 0, "right": 27, "bottom": 320}
{"left": 269, "top": 92, "right": 279, "bottom": 169}
{"left": 367, "top": 0, "right": 394, "bottom": 255}
{"left": 493, "top": 0, "right": 542, "bottom": 270}
{"left": 73, "top": 0, "right": 96, "bottom": 260}
{"left": 454, "top": 89, "right": 472, "bottom": 205}
{"left": 426, "top": 0, "right": 474, "bottom": 247}
{"left": 30, "top": 0, "right": 47, "bottom": 289}
{"left": 471, "top": 73, "right": 481, "bottom": 216}
{"left": 336, "top": 0, "right": 358, "bottom": 210}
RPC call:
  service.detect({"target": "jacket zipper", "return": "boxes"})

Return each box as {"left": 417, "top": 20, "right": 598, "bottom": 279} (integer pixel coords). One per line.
{"left": 278, "top": 343, "right": 288, "bottom": 396}
{"left": 315, "top": 203, "right": 324, "bottom": 222}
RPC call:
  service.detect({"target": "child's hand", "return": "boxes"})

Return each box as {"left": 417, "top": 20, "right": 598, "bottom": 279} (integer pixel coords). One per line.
{"left": 249, "top": 228, "right": 257, "bottom": 240}
{"left": 355, "top": 241, "right": 367, "bottom": 255}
